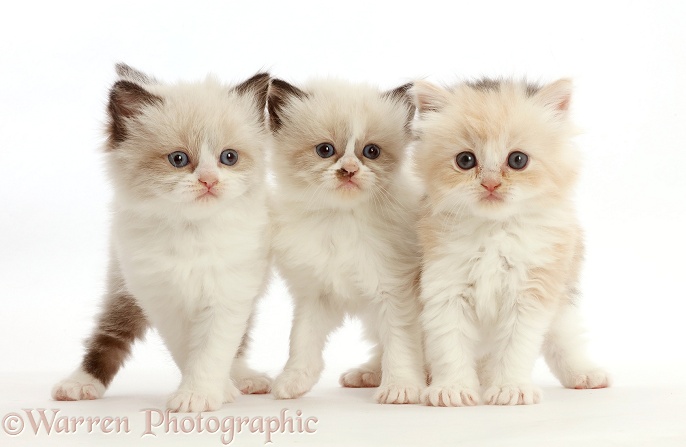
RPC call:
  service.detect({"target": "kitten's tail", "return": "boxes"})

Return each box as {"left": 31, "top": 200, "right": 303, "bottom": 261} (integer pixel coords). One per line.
{"left": 52, "top": 271, "right": 148, "bottom": 401}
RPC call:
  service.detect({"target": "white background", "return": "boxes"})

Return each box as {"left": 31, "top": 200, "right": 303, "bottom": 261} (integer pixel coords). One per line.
{"left": 1, "top": 1, "right": 685, "bottom": 446}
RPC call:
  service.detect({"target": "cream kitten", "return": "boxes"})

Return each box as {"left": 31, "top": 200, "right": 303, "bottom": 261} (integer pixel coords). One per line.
{"left": 412, "top": 78, "right": 610, "bottom": 406}
{"left": 51, "top": 64, "right": 272, "bottom": 412}
{"left": 268, "top": 78, "right": 426, "bottom": 404}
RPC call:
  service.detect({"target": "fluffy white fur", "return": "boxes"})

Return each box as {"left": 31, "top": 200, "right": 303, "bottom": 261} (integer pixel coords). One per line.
{"left": 269, "top": 79, "right": 426, "bottom": 404}
{"left": 52, "top": 66, "right": 271, "bottom": 412}
{"left": 412, "top": 79, "right": 610, "bottom": 406}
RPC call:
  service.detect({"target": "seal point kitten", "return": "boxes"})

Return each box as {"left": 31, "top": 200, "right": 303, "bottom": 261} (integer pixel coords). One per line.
{"left": 52, "top": 64, "right": 272, "bottom": 412}
{"left": 268, "top": 78, "right": 426, "bottom": 404}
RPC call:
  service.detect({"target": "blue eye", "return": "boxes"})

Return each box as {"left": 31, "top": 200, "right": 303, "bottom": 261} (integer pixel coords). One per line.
{"left": 168, "top": 151, "right": 189, "bottom": 168}
{"left": 315, "top": 143, "right": 336, "bottom": 158}
{"left": 455, "top": 151, "right": 477, "bottom": 170}
{"left": 220, "top": 149, "right": 239, "bottom": 166}
{"left": 362, "top": 144, "right": 380, "bottom": 159}
{"left": 507, "top": 151, "right": 528, "bottom": 170}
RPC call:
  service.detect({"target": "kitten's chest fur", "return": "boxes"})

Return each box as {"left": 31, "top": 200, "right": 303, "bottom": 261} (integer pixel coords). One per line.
{"left": 274, "top": 207, "right": 406, "bottom": 304}
{"left": 112, "top": 200, "right": 268, "bottom": 311}
{"left": 448, "top": 216, "right": 556, "bottom": 322}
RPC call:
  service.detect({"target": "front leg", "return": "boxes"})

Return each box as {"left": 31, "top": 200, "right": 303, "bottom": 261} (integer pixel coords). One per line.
{"left": 370, "top": 289, "right": 426, "bottom": 404}
{"left": 420, "top": 285, "right": 481, "bottom": 407}
{"left": 481, "top": 297, "right": 554, "bottom": 406}
{"left": 167, "top": 299, "right": 252, "bottom": 413}
{"left": 272, "top": 288, "right": 343, "bottom": 399}
{"left": 229, "top": 313, "right": 272, "bottom": 395}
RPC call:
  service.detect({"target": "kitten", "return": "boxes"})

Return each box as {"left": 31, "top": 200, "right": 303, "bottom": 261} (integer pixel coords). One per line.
{"left": 51, "top": 64, "right": 272, "bottom": 412}
{"left": 412, "top": 78, "right": 610, "bottom": 406}
{"left": 267, "top": 78, "right": 426, "bottom": 404}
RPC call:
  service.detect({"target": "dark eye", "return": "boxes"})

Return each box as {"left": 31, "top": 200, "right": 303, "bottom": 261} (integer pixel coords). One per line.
{"left": 508, "top": 151, "right": 529, "bottom": 170}
{"left": 220, "top": 149, "right": 239, "bottom": 166}
{"left": 168, "top": 151, "right": 189, "bottom": 168}
{"left": 362, "top": 144, "right": 381, "bottom": 160}
{"left": 315, "top": 143, "right": 336, "bottom": 158}
{"left": 455, "top": 151, "right": 477, "bottom": 170}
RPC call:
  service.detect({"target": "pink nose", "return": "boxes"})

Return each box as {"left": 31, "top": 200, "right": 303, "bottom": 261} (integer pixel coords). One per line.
{"left": 340, "top": 160, "right": 359, "bottom": 175}
{"left": 199, "top": 178, "right": 218, "bottom": 189}
{"left": 481, "top": 179, "right": 501, "bottom": 192}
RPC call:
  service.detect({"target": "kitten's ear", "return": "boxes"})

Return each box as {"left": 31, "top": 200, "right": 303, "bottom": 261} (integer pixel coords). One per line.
{"left": 107, "top": 80, "right": 162, "bottom": 146}
{"left": 383, "top": 83, "right": 416, "bottom": 127}
{"left": 535, "top": 79, "right": 573, "bottom": 116}
{"left": 267, "top": 79, "right": 307, "bottom": 132}
{"left": 410, "top": 81, "right": 450, "bottom": 114}
{"left": 115, "top": 63, "right": 158, "bottom": 84}
{"left": 232, "top": 72, "right": 271, "bottom": 121}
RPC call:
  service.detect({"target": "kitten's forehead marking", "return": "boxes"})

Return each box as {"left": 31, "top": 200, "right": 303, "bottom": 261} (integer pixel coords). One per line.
{"left": 344, "top": 136, "right": 357, "bottom": 157}
{"left": 338, "top": 137, "right": 360, "bottom": 171}
{"left": 344, "top": 118, "right": 365, "bottom": 157}
{"left": 196, "top": 141, "right": 217, "bottom": 171}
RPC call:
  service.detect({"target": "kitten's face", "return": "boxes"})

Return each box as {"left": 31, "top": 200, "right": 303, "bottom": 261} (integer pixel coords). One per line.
{"left": 268, "top": 79, "right": 414, "bottom": 209}
{"left": 106, "top": 68, "right": 269, "bottom": 217}
{"left": 412, "top": 79, "right": 579, "bottom": 220}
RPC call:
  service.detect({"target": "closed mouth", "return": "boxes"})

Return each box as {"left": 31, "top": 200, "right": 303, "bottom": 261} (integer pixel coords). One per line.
{"left": 481, "top": 192, "right": 503, "bottom": 202}
{"left": 337, "top": 179, "right": 360, "bottom": 190}
{"left": 197, "top": 190, "right": 218, "bottom": 200}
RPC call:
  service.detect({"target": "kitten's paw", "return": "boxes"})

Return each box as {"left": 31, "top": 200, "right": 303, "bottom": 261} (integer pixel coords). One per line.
{"left": 484, "top": 384, "right": 542, "bottom": 405}
{"left": 339, "top": 367, "right": 382, "bottom": 388}
{"left": 421, "top": 385, "right": 479, "bottom": 407}
{"left": 234, "top": 374, "right": 272, "bottom": 395}
{"left": 566, "top": 369, "right": 611, "bottom": 389}
{"left": 167, "top": 389, "right": 222, "bottom": 413}
{"left": 52, "top": 370, "right": 105, "bottom": 401}
{"left": 272, "top": 369, "right": 316, "bottom": 400}
{"left": 374, "top": 382, "right": 421, "bottom": 404}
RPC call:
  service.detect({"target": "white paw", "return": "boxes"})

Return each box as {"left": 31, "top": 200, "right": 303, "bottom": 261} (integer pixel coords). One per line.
{"left": 340, "top": 367, "right": 382, "bottom": 388}
{"left": 52, "top": 370, "right": 105, "bottom": 401}
{"left": 234, "top": 374, "right": 272, "bottom": 395}
{"left": 374, "top": 382, "right": 421, "bottom": 404}
{"left": 167, "top": 389, "right": 222, "bottom": 413}
{"left": 566, "top": 369, "right": 611, "bottom": 389}
{"left": 272, "top": 369, "right": 316, "bottom": 400}
{"left": 484, "top": 384, "right": 542, "bottom": 405}
{"left": 421, "top": 385, "right": 479, "bottom": 407}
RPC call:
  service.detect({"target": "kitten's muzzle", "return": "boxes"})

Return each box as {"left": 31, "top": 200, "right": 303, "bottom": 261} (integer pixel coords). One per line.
{"left": 196, "top": 176, "right": 219, "bottom": 199}
{"left": 338, "top": 157, "right": 360, "bottom": 177}
{"left": 481, "top": 179, "right": 501, "bottom": 193}
{"left": 336, "top": 166, "right": 361, "bottom": 190}
{"left": 198, "top": 173, "right": 219, "bottom": 190}
{"left": 337, "top": 167, "right": 357, "bottom": 178}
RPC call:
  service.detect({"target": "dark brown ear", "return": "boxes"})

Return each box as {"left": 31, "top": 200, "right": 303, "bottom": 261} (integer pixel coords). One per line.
{"left": 107, "top": 80, "right": 162, "bottom": 147}
{"left": 267, "top": 79, "right": 306, "bottom": 132}
{"left": 383, "top": 83, "right": 416, "bottom": 128}
{"left": 232, "top": 72, "right": 271, "bottom": 121}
